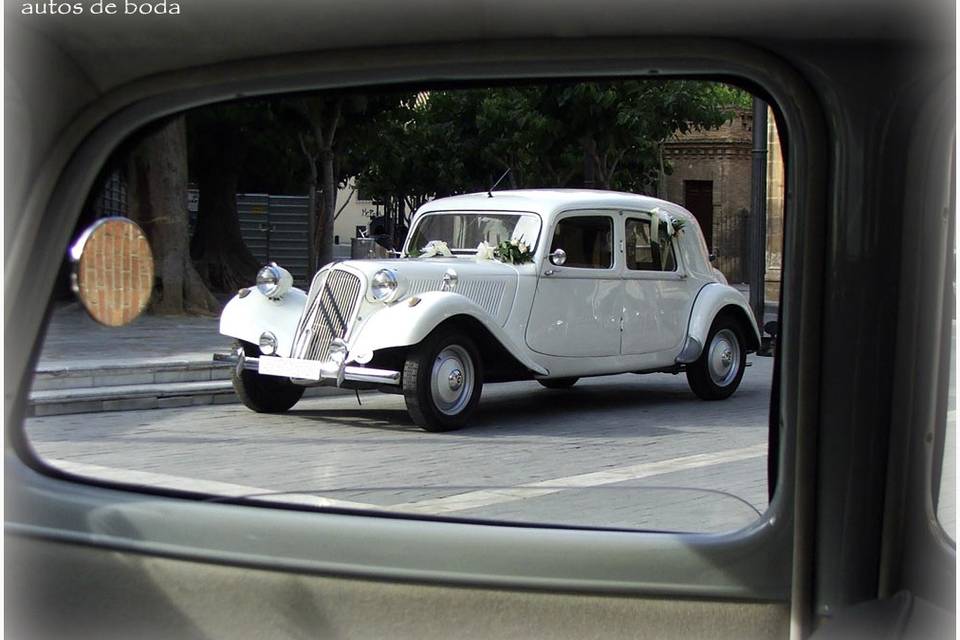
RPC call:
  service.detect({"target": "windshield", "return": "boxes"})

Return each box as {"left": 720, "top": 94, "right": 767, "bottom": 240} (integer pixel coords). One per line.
{"left": 406, "top": 212, "right": 541, "bottom": 254}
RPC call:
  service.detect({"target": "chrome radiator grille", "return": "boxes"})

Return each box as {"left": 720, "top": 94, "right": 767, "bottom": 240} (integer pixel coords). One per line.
{"left": 293, "top": 269, "right": 362, "bottom": 361}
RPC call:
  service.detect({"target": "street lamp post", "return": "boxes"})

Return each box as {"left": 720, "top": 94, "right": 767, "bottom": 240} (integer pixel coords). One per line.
{"left": 750, "top": 98, "right": 768, "bottom": 327}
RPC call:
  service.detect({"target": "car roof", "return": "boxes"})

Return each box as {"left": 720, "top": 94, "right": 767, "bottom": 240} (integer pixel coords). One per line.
{"left": 415, "top": 189, "right": 698, "bottom": 224}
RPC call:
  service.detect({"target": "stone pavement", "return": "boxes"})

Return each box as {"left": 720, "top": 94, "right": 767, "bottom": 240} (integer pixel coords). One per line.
{"left": 30, "top": 303, "right": 253, "bottom": 416}
{"left": 37, "top": 302, "right": 232, "bottom": 369}
{"left": 28, "top": 361, "right": 777, "bottom": 534}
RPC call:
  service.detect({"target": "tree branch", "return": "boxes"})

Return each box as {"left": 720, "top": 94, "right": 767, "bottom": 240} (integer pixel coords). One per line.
{"left": 334, "top": 186, "right": 356, "bottom": 220}
{"left": 297, "top": 132, "right": 318, "bottom": 165}
{"left": 607, "top": 148, "right": 628, "bottom": 183}
{"left": 324, "top": 97, "right": 344, "bottom": 148}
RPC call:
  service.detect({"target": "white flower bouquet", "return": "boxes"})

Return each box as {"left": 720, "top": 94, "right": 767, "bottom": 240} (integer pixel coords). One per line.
{"left": 416, "top": 240, "right": 453, "bottom": 258}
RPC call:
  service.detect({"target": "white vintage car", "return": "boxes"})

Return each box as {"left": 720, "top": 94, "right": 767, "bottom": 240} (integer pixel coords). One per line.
{"left": 220, "top": 189, "right": 760, "bottom": 431}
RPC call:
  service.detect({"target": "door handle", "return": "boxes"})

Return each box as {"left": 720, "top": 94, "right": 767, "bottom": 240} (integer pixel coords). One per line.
{"left": 543, "top": 269, "right": 556, "bottom": 276}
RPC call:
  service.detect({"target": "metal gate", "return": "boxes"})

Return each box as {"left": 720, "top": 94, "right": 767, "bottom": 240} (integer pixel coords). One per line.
{"left": 237, "top": 194, "right": 311, "bottom": 287}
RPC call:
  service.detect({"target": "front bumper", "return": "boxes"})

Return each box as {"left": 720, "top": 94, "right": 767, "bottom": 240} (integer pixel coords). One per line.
{"left": 214, "top": 348, "right": 401, "bottom": 387}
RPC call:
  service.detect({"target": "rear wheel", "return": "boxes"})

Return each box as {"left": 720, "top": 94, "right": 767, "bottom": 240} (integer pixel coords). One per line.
{"left": 232, "top": 341, "right": 305, "bottom": 413}
{"left": 403, "top": 328, "right": 483, "bottom": 432}
{"left": 686, "top": 319, "right": 746, "bottom": 400}
{"left": 537, "top": 377, "right": 579, "bottom": 389}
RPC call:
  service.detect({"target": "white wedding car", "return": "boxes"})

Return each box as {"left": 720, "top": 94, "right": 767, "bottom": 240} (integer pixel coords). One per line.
{"left": 220, "top": 190, "right": 760, "bottom": 431}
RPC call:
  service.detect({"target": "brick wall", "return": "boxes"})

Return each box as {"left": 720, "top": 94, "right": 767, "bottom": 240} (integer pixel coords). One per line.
{"left": 77, "top": 219, "right": 154, "bottom": 326}
{"left": 662, "top": 108, "right": 753, "bottom": 282}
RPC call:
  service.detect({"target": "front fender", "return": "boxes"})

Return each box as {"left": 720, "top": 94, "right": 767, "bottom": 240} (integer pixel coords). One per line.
{"left": 678, "top": 283, "right": 761, "bottom": 363}
{"left": 219, "top": 288, "right": 307, "bottom": 356}
{"left": 349, "top": 291, "right": 548, "bottom": 375}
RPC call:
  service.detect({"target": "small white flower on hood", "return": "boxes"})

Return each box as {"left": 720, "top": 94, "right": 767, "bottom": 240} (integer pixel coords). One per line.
{"left": 420, "top": 240, "right": 452, "bottom": 258}
{"left": 518, "top": 241, "right": 529, "bottom": 254}
{"left": 510, "top": 238, "right": 519, "bottom": 247}
{"left": 475, "top": 241, "right": 496, "bottom": 260}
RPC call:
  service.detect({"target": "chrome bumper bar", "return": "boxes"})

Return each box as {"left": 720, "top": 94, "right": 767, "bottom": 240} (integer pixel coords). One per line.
{"left": 213, "top": 351, "right": 401, "bottom": 386}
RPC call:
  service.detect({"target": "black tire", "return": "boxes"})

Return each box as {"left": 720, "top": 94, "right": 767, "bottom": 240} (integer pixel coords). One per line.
{"left": 232, "top": 341, "right": 305, "bottom": 413}
{"left": 537, "top": 377, "right": 579, "bottom": 389}
{"left": 403, "top": 328, "right": 484, "bottom": 432}
{"left": 686, "top": 317, "right": 747, "bottom": 400}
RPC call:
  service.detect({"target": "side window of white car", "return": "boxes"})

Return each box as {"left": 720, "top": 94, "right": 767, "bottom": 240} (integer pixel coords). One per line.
{"left": 550, "top": 216, "right": 614, "bottom": 269}
{"left": 625, "top": 218, "right": 677, "bottom": 272}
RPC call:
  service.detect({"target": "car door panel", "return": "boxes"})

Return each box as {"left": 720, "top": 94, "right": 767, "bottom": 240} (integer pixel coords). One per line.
{"left": 526, "top": 213, "right": 622, "bottom": 357}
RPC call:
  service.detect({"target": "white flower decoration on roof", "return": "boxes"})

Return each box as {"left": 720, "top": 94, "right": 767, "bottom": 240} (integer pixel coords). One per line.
{"left": 475, "top": 241, "right": 496, "bottom": 260}
{"left": 650, "top": 208, "right": 686, "bottom": 239}
{"left": 420, "top": 240, "right": 452, "bottom": 258}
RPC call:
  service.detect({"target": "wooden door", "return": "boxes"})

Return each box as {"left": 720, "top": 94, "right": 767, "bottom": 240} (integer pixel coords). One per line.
{"left": 684, "top": 180, "right": 714, "bottom": 250}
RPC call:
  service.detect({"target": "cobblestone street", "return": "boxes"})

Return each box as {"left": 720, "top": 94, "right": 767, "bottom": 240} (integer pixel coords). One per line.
{"left": 28, "top": 357, "right": 776, "bottom": 534}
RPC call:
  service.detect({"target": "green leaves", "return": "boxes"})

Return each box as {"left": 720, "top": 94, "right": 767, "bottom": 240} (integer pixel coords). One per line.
{"left": 492, "top": 239, "right": 534, "bottom": 265}
{"left": 348, "top": 81, "right": 750, "bottom": 206}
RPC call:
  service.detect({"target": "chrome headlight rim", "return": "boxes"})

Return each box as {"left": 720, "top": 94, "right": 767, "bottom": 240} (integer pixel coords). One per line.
{"left": 255, "top": 262, "right": 292, "bottom": 299}
{"left": 369, "top": 268, "right": 400, "bottom": 303}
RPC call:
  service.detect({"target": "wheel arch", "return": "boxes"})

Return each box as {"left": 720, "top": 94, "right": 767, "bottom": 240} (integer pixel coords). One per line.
{"left": 434, "top": 315, "right": 539, "bottom": 383}
{"left": 678, "top": 283, "right": 761, "bottom": 363}
{"left": 350, "top": 291, "right": 548, "bottom": 377}
{"left": 368, "top": 314, "right": 540, "bottom": 383}
{"left": 220, "top": 287, "right": 308, "bottom": 358}
{"left": 715, "top": 304, "right": 761, "bottom": 352}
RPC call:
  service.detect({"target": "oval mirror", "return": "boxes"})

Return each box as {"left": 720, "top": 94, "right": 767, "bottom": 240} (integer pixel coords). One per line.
{"left": 69, "top": 217, "right": 154, "bottom": 326}
{"left": 549, "top": 248, "right": 567, "bottom": 266}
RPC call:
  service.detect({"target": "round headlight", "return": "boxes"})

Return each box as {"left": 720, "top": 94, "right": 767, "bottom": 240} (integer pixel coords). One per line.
{"left": 370, "top": 269, "right": 399, "bottom": 302}
{"left": 256, "top": 263, "right": 292, "bottom": 299}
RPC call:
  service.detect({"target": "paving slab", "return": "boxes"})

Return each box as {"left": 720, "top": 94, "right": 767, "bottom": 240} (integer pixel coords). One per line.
{"left": 38, "top": 302, "right": 232, "bottom": 368}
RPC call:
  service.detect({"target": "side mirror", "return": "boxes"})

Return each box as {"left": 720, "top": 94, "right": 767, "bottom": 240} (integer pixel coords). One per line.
{"left": 549, "top": 248, "right": 567, "bottom": 266}
{"left": 70, "top": 217, "right": 154, "bottom": 326}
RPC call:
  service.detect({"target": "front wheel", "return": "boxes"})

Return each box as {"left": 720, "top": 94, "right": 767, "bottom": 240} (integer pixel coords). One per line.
{"left": 232, "top": 342, "right": 305, "bottom": 413}
{"left": 686, "top": 319, "right": 746, "bottom": 400}
{"left": 403, "top": 328, "right": 484, "bottom": 432}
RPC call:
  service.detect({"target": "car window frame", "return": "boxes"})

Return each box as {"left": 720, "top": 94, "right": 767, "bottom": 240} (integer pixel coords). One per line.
{"left": 547, "top": 210, "right": 619, "bottom": 272}
{"left": 404, "top": 209, "right": 544, "bottom": 256}
{"left": 622, "top": 211, "right": 683, "bottom": 277}
{"left": 5, "top": 38, "right": 829, "bottom": 605}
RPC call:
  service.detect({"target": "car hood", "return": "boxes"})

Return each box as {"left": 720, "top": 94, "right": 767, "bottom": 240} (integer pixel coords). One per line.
{"left": 336, "top": 256, "right": 521, "bottom": 280}
{"left": 333, "top": 257, "right": 521, "bottom": 325}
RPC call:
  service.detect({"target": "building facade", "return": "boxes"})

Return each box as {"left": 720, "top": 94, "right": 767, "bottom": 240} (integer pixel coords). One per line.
{"left": 661, "top": 106, "right": 784, "bottom": 303}
{"left": 661, "top": 107, "right": 753, "bottom": 283}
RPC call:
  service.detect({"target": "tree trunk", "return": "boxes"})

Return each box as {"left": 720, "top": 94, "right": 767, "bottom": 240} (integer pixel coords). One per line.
{"left": 190, "top": 134, "right": 260, "bottom": 293}
{"left": 582, "top": 136, "right": 597, "bottom": 188}
{"left": 127, "top": 116, "right": 219, "bottom": 315}
{"left": 316, "top": 149, "right": 338, "bottom": 267}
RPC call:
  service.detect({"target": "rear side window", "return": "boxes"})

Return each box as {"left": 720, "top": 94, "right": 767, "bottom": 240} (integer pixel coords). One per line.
{"left": 625, "top": 217, "right": 677, "bottom": 272}
{"left": 551, "top": 216, "right": 614, "bottom": 268}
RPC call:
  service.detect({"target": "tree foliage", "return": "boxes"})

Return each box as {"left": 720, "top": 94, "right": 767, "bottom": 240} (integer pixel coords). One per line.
{"left": 181, "top": 80, "right": 747, "bottom": 289}
{"left": 351, "top": 81, "right": 746, "bottom": 233}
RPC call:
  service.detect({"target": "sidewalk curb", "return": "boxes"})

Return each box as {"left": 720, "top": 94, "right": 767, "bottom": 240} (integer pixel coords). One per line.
{"left": 28, "top": 382, "right": 355, "bottom": 418}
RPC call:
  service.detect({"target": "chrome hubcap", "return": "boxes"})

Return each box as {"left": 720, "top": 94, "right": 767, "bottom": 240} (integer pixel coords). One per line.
{"left": 708, "top": 329, "right": 741, "bottom": 387}
{"left": 431, "top": 345, "right": 474, "bottom": 415}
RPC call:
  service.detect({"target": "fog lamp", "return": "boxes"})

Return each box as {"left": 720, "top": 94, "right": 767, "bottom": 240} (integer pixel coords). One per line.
{"left": 259, "top": 331, "right": 278, "bottom": 356}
